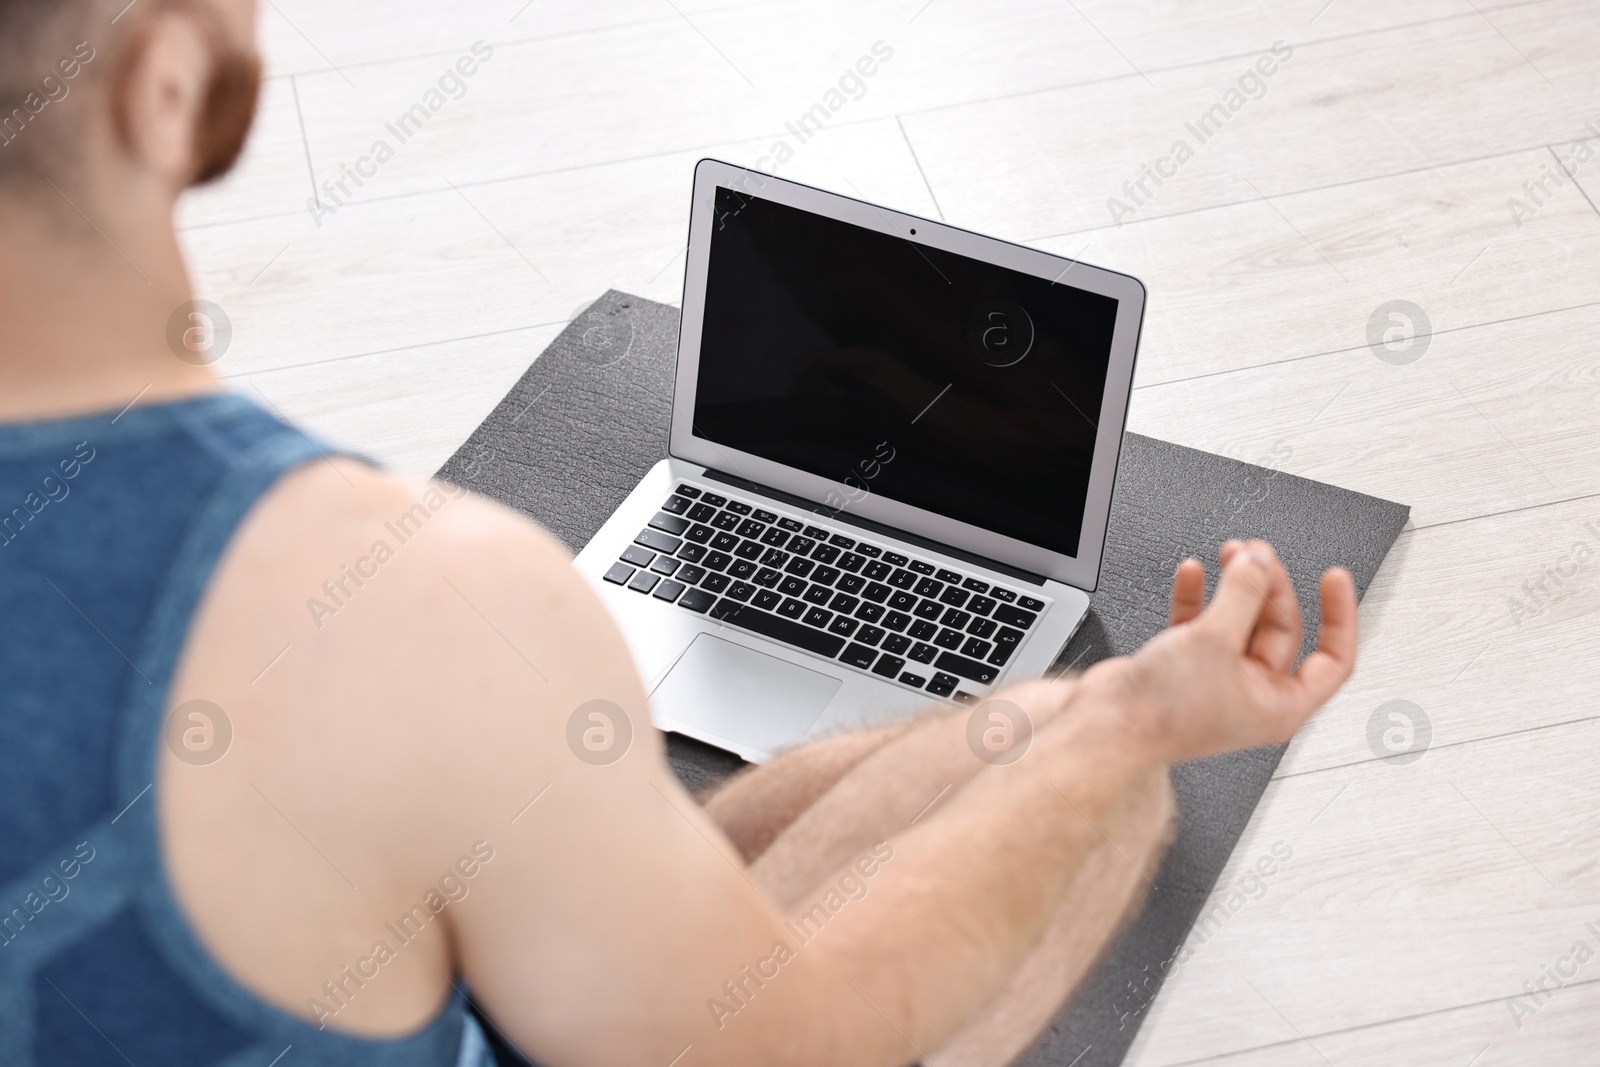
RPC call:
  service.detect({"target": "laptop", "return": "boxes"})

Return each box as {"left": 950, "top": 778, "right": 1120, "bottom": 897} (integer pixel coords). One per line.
{"left": 573, "top": 159, "right": 1145, "bottom": 763}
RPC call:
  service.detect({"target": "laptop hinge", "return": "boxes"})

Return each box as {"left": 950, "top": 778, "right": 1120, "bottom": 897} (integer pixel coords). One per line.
{"left": 701, "top": 468, "right": 1050, "bottom": 587}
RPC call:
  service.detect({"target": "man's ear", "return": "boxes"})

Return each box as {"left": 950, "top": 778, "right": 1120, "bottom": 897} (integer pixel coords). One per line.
{"left": 114, "top": 12, "right": 213, "bottom": 185}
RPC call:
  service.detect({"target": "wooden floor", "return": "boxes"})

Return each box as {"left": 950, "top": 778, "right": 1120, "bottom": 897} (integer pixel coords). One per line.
{"left": 181, "top": 2, "right": 1600, "bottom": 1063}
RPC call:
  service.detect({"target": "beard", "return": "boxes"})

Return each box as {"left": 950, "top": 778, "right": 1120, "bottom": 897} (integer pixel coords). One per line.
{"left": 191, "top": 44, "right": 262, "bottom": 184}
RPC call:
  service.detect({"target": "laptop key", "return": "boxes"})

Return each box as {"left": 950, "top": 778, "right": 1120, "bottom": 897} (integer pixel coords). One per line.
{"left": 603, "top": 562, "right": 635, "bottom": 585}
{"left": 711, "top": 511, "right": 741, "bottom": 530}
{"left": 899, "top": 672, "right": 927, "bottom": 689}
{"left": 914, "top": 578, "right": 943, "bottom": 598}
{"left": 863, "top": 561, "right": 892, "bottom": 581}
{"left": 628, "top": 571, "right": 660, "bottom": 594}
{"left": 855, "top": 544, "right": 882, "bottom": 558}
{"left": 830, "top": 593, "right": 860, "bottom": 614}
{"left": 650, "top": 512, "right": 690, "bottom": 535}
{"left": 967, "top": 616, "right": 997, "bottom": 638}
{"left": 840, "top": 643, "right": 878, "bottom": 670}
{"left": 777, "top": 517, "right": 804, "bottom": 532}
{"left": 908, "top": 643, "right": 939, "bottom": 664}
{"left": 963, "top": 636, "right": 993, "bottom": 659}
{"left": 710, "top": 532, "right": 739, "bottom": 552}
{"left": 653, "top": 580, "right": 686, "bottom": 603}
{"left": 687, "top": 502, "right": 718, "bottom": 522}
{"left": 803, "top": 525, "right": 829, "bottom": 540}
{"left": 935, "top": 568, "right": 962, "bottom": 584}
{"left": 862, "top": 583, "right": 892, "bottom": 603}
{"left": 1019, "top": 595, "right": 1047, "bottom": 612}
{"left": 701, "top": 573, "right": 730, "bottom": 594}
{"left": 882, "top": 633, "right": 912, "bottom": 655}
{"left": 661, "top": 495, "right": 693, "bottom": 515}
{"left": 727, "top": 582, "right": 755, "bottom": 602}
{"left": 992, "top": 604, "right": 1038, "bottom": 630}
{"left": 836, "top": 574, "right": 865, "bottom": 594}
{"left": 967, "top": 595, "right": 997, "bottom": 617}
{"left": 711, "top": 600, "right": 848, "bottom": 659}
{"left": 754, "top": 589, "right": 782, "bottom": 610}
{"left": 872, "top": 654, "right": 906, "bottom": 679}
{"left": 621, "top": 545, "right": 654, "bottom": 568}
{"left": 726, "top": 501, "right": 753, "bottom": 515}
{"left": 675, "top": 485, "right": 702, "bottom": 499}
{"left": 811, "top": 565, "right": 841, "bottom": 585}
{"left": 987, "top": 642, "right": 1017, "bottom": 667}
{"left": 736, "top": 519, "right": 766, "bottom": 539}
{"left": 939, "top": 587, "right": 970, "bottom": 608}
{"left": 888, "top": 569, "right": 918, "bottom": 589}
{"left": 882, "top": 610, "right": 910, "bottom": 632}
{"left": 935, "top": 651, "right": 998, "bottom": 685}
{"left": 856, "top": 603, "right": 886, "bottom": 623}
{"left": 650, "top": 556, "right": 680, "bottom": 576}
{"left": 677, "top": 565, "right": 707, "bottom": 585}
{"left": 753, "top": 509, "right": 778, "bottom": 523}
{"left": 760, "top": 548, "right": 790, "bottom": 567}
{"left": 678, "top": 588, "right": 715, "bottom": 613}
{"left": 990, "top": 588, "right": 1018, "bottom": 603}
{"left": 910, "top": 620, "right": 938, "bottom": 640}
{"left": 941, "top": 608, "right": 972, "bottom": 629}
{"left": 787, "top": 536, "right": 817, "bottom": 556}
{"left": 761, "top": 527, "right": 791, "bottom": 547}
{"left": 995, "top": 626, "right": 1024, "bottom": 647}
{"left": 700, "top": 492, "right": 727, "bottom": 508}
{"left": 828, "top": 616, "right": 859, "bottom": 637}
{"left": 635, "top": 529, "right": 681, "bottom": 554}
{"left": 785, "top": 558, "right": 815, "bottom": 578}
{"left": 678, "top": 543, "right": 707, "bottom": 563}
{"left": 685, "top": 523, "right": 714, "bottom": 544}
{"left": 704, "top": 552, "right": 732, "bottom": 571}
{"left": 754, "top": 567, "right": 782, "bottom": 588}
{"left": 883, "top": 552, "right": 909, "bottom": 567}
{"left": 926, "top": 673, "right": 960, "bottom": 697}
{"left": 856, "top": 625, "right": 887, "bottom": 647}
{"left": 828, "top": 533, "right": 855, "bottom": 549}
{"left": 800, "top": 604, "right": 838, "bottom": 630}
{"left": 811, "top": 544, "right": 840, "bottom": 564}
{"left": 778, "top": 597, "right": 806, "bottom": 619}
{"left": 728, "top": 559, "right": 756, "bottom": 580}
{"left": 778, "top": 576, "right": 807, "bottom": 597}
{"left": 934, "top": 628, "right": 965, "bottom": 651}
{"left": 734, "top": 540, "right": 763, "bottom": 561}
{"left": 837, "top": 552, "right": 865, "bottom": 573}
{"left": 888, "top": 591, "right": 917, "bottom": 612}
{"left": 962, "top": 577, "right": 990, "bottom": 593}
{"left": 803, "top": 585, "right": 832, "bottom": 606}
{"left": 913, "top": 600, "right": 944, "bottom": 621}
{"left": 909, "top": 560, "right": 936, "bottom": 576}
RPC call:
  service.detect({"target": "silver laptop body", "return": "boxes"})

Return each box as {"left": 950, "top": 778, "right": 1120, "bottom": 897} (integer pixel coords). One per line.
{"left": 573, "top": 159, "right": 1145, "bottom": 763}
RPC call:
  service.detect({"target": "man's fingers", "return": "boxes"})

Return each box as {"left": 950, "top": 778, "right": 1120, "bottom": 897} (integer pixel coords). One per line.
{"left": 1205, "top": 549, "right": 1277, "bottom": 646}
{"left": 1243, "top": 541, "right": 1303, "bottom": 673}
{"left": 1169, "top": 558, "right": 1206, "bottom": 627}
{"left": 1292, "top": 568, "right": 1359, "bottom": 705}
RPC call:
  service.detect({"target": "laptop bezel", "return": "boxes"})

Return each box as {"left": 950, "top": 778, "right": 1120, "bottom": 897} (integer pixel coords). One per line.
{"left": 669, "top": 158, "right": 1145, "bottom": 592}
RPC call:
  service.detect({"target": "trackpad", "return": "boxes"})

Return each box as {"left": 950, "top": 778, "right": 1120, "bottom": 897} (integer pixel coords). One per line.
{"left": 650, "top": 634, "right": 841, "bottom": 762}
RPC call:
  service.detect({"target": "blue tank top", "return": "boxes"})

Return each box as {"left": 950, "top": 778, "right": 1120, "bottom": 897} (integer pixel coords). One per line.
{"left": 0, "top": 393, "right": 494, "bottom": 1067}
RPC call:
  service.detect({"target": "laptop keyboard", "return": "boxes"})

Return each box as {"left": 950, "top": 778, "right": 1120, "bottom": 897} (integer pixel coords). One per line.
{"left": 601, "top": 484, "right": 1048, "bottom": 700}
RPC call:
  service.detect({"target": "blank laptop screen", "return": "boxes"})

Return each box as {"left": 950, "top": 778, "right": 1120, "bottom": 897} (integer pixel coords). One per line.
{"left": 692, "top": 186, "right": 1121, "bottom": 557}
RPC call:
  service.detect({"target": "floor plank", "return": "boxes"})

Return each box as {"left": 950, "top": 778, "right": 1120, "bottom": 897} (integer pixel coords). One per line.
{"left": 1044, "top": 148, "right": 1600, "bottom": 387}
{"left": 900, "top": 0, "right": 1598, "bottom": 241}
{"left": 1125, "top": 714, "right": 1600, "bottom": 1063}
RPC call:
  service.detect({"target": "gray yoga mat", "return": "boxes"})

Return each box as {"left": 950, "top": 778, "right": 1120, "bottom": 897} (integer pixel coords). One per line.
{"left": 438, "top": 290, "right": 1409, "bottom": 1067}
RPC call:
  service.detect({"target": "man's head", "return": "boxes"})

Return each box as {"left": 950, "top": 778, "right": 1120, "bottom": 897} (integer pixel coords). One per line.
{"left": 0, "top": 0, "right": 260, "bottom": 195}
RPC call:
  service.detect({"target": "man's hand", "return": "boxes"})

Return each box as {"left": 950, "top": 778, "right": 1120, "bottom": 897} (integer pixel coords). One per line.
{"left": 1084, "top": 538, "right": 1359, "bottom": 765}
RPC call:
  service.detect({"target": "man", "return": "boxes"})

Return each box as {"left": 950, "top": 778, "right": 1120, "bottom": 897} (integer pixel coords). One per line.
{"left": 0, "top": 2, "right": 1358, "bottom": 1065}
